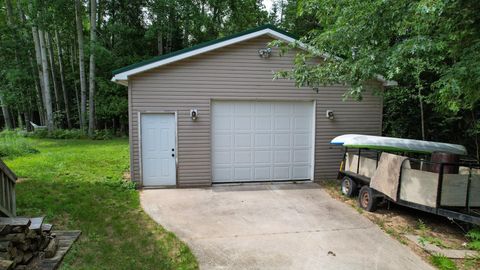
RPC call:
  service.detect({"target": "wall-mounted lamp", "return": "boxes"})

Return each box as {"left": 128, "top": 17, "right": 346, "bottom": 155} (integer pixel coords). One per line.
{"left": 326, "top": 110, "right": 334, "bottom": 120}
{"left": 258, "top": 47, "right": 272, "bottom": 58}
{"left": 190, "top": 109, "right": 198, "bottom": 120}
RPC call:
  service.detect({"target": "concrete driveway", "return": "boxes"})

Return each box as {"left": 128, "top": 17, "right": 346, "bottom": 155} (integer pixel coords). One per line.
{"left": 141, "top": 183, "right": 433, "bottom": 270}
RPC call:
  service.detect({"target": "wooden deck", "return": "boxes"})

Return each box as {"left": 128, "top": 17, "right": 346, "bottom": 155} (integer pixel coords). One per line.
{"left": 0, "top": 159, "right": 16, "bottom": 217}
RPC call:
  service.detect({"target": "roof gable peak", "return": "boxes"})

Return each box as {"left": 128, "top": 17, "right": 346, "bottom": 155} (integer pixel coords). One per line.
{"left": 111, "top": 25, "right": 297, "bottom": 85}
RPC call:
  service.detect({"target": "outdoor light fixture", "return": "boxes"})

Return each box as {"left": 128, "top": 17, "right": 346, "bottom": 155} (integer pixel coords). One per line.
{"left": 190, "top": 109, "right": 198, "bottom": 120}
{"left": 326, "top": 110, "right": 334, "bottom": 120}
{"left": 258, "top": 47, "right": 272, "bottom": 58}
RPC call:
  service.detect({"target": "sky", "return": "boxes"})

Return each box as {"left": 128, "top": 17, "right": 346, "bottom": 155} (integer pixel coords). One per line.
{"left": 263, "top": 0, "right": 274, "bottom": 12}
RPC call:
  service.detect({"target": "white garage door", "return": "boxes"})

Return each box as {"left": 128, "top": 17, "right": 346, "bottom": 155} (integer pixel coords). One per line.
{"left": 212, "top": 100, "right": 315, "bottom": 183}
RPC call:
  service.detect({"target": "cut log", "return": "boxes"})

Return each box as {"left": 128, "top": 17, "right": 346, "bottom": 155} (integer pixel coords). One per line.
{"left": 13, "top": 249, "right": 23, "bottom": 264}
{"left": 39, "top": 237, "right": 50, "bottom": 251}
{"left": 0, "top": 259, "right": 14, "bottom": 270}
{"left": 28, "top": 217, "right": 44, "bottom": 231}
{"left": 21, "top": 251, "right": 32, "bottom": 264}
{"left": 0, "top": 241, "right": 12, "bottom": 252}
{"left": 24, "top": 230, "right": 36, "bottom": 240}
{"left": 44, "top": 237, "right": 58, "bottom": 258}
{"left": 0, "top": 226, "right": 10, "bottom": 236}
{"left": 0, "top": 251, "right": 11, "bottom": 260}
{"left": 16, "top": 240, "right": 31, "bottom": 252}
{"left": 41, "top": 224, "right": 52, "bottom": 233}
{"left": 0, "top": 234, "right": 26, "bottom": 243}
{"left": 9, "top": 227, "right": 24, "bottom": 234}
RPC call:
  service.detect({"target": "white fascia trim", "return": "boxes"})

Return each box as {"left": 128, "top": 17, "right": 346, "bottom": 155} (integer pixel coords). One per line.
{"left": 111, "top": 29, "right": 296, "bottom": 83}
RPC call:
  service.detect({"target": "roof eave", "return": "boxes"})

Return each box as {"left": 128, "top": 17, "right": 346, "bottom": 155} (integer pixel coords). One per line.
{"left": 111, "top": 28, "right": 296, "bottom": 84}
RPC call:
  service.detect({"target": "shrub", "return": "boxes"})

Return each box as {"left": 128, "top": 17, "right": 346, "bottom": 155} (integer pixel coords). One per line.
{"left": 430, "top": 254, "right": 457, "bottom": 270}
{"left": 25, "top": 129, "right": 87, "bottom": 139}
{"left": 91, "top": 129, "right": 114, "bottom": 140}
{"left": 466, "top": 228, "right": 480, "bottom": 251}
{"left": 0, "top": 130, "right": 39, "bottom": 158}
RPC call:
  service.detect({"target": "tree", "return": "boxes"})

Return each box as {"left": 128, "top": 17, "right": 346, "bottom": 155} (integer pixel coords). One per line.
{"left": 55, "top": 30, "right": 72, "bottom": 128}
{"left": 276, "top": 0, "right": 480, "bottom": 160}
{"left": 88, "top": 0, "right": 97, "bottom": 136}
{"left": 75, "top": 0, "right": 87, "bottom": 131}
{"left": 38, "top": 29, "right": 54, "bottom": 132}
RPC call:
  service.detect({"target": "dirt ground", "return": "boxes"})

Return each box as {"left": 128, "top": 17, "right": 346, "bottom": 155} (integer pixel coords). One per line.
{"left": 320, "top": 179, "right": 480, "bottom": 270}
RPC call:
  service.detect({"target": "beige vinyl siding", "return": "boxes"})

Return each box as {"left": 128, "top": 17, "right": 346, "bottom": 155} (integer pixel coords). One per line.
{"left": 129, "top": 35, "right": 383, "bottom": 187}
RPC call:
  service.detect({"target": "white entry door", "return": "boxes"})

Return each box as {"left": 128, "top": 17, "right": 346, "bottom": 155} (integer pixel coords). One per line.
{"left": 212, "top": 101, "right": 314, "bottom": 183}
{"left": 141, "top": 114, "right": 176, "bottom": 186}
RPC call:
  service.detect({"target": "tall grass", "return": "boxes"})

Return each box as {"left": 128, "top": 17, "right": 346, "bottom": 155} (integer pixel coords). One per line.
{"left": 0, "top": 130, "right": 39, "bottom": 158}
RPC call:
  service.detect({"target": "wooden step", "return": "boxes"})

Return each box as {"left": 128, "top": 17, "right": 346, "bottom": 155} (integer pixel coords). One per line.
{"left": 0, "top": 218, "right": 30, "bottom": 227}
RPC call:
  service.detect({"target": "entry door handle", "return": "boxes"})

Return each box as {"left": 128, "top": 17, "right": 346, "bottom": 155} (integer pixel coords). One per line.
{"left": 172, "top": 148, "right": 174, "bottom": 151}
{"left": 172, "top": 153, "right": 175, "bottom": 157}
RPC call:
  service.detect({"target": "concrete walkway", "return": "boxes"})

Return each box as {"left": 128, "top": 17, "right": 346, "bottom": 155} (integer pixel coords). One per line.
{"left": 141, "top": 183, "right": 434, "bottom": 270}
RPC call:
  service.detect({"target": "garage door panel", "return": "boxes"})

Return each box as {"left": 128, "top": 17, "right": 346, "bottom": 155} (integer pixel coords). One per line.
{"left": 294, "top": 116, "right": 311, "bottom": 130}
{"left": 274, "top": 151, "right": 291, "bottom": 163}
{"left": 274, "top": 118, "right": 291, "bottom": 130}
{"left": 254, "top": 167, "right": 271, "bottom": 179}
{"left": 214, "top": 151, "right": 231, "bottom": 164}
{"left": 254, "top": 151, "right": 271, "bottom": 163}
{"left": 294, "top": 150, "right": 310, "bottom": 162}
{"left": 214, "top": 134, "right": 232, "bottom": 147}
{"left": 234, "top": 167, "right": 251, "bottom": 180}
{"left": 255, "top": 117, "right": 271, "bottom": 129}
{"left": 274, "top": 134, "right": 291, "bottom": 146}
{"left": 212, "top": 100, "right": 314, "bottom": 183}
{"left": 234, "top": 117, "right": 251, "bottom": 130}
{"left": 293, "top": 166, "right": 310, "bottom": 179}
{"left": 294, "top": 134, "right": 310, "bottom": 147}
{"left": 214, "top": 168, "right": 231, "bottom": 180}
{"left": 254, "top": 134, "right": 271, "bottom": 147}
{"left": 234, "top": 151, "right": 252, "bottom": 163}
{"left": 274, "top": 167, "right": 290, "bottom": 179}
{"left": 215, "top": 116, "right": 232, "bottom": 130}
{"left": 234, "top": 134, "right": 252, "bottom": 147}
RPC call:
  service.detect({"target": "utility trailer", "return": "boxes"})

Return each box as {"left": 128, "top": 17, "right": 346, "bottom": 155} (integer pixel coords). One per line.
{"left": 331, "top": 134, "right": 480, "bottom": 225}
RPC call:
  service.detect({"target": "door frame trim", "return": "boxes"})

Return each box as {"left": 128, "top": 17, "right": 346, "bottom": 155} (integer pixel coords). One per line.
{"left": 210, "top": 99, "right": 316, "bottom": 183}
{"left": 138, "top": 111, "right": 178, "bottom": 188}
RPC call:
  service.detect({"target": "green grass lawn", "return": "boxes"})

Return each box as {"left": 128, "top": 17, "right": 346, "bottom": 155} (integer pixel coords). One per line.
{"left": 3, "top": 138, "right": 198, "bottom": 270}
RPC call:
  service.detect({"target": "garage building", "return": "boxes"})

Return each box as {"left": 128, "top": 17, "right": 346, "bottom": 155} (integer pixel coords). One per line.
{"left": 111, "top": 25, "right": 388, "bottom": 187}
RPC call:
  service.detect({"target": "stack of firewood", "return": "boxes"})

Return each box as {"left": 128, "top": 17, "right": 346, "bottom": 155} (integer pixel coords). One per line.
{"left": 0, "top": 217, "right": 58, "bottom": 270}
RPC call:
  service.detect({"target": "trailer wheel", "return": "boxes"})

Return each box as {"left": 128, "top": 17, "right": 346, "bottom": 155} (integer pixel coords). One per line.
{"left": 358, "top": 186, "right": 378, "bottom": 212}
{"left": 341, "top": 177, "right": 357, "bottom": 197}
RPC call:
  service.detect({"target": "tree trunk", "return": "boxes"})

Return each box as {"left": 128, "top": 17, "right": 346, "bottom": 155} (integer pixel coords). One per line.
{"left": 1, "top": 0, "right": 15, "bottom": 130}
{"left": 46, "top": 32, "right": 61, "bottom": 112}
{"left": 88, "top": 0, "right": 97, "bottom": 137}
{"left": 97, "top": 0, "right": 103, "bottom": 31}
{"left": 55, "top": 30, "right": 72, "bottom": 128}
{"left": 75, "top": 0, "right": 87, "bottom": 131}
{"left": 70, "top": 42, "right": 81, "bottom": 125}
{"left": 32, "top": 26, "right": 46, "bottom": 122}
{"left": 0, "top": 95, "right": 12, "bottom": 130}
{"left": 38, "top": 29, "right": 54, "bottom": 132}
{"left": 28, "top": 53, "right": 45, "bottom": 126}
{"left": 17, "top": 111, "right": 23, "bottom": 129}
{"left": 157, "top": 32, "right": 163, "bottom": 55}
{"left": 418, "top": 88, "right": 425, "bottom": 140}
{"left": 473, "top": 111, "right": 479, "bottom": 162}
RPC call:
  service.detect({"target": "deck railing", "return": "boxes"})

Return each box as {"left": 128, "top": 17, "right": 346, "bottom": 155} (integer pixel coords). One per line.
{"left": 0, "top": 159, "right": 16, "bottom": 217}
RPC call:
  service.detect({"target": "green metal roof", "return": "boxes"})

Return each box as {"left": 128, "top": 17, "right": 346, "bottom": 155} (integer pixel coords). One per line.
{"left": 111, "top": 24, "right": 297, "bottom": 75}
